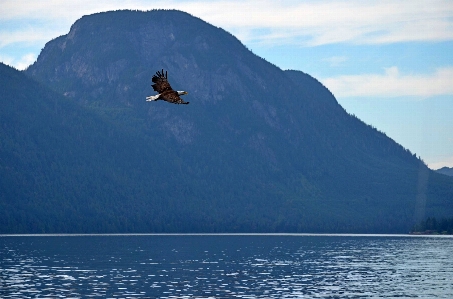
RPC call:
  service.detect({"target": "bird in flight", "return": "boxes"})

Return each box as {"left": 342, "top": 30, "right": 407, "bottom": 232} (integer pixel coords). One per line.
{"left": 146, "top": 69, "right": 189, "bottom": 104}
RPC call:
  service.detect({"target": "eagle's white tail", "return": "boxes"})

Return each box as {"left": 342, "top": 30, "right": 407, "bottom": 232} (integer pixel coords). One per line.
{"left": 146, "top": 94, "right": 160, "bottom": 101}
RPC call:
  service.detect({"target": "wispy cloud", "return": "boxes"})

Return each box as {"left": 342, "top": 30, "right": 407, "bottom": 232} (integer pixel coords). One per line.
{"left": 322, "top": 56, "right": 348, "bottom": 67}
{"left": 0, "top": 27, "right": 61, "bottom": 48}
{"left": 0, "top": 53, "right": 37, "bottom": 70}
{"left": 321, "top": 66, "right": 453, "bottom": 98}
{"left": 199, "top": 0, "right": 453, "bottom": 46}
{"left": 1, "top": 0, "right": 453, "bottom": 49}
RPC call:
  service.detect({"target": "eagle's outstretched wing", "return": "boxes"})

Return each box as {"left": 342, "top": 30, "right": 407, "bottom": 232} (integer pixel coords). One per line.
{"left": 152, "top": 69, "right": 173, "bottom": 93}
{"left": 161, "top": 92, "right": 189, "bottom": 104}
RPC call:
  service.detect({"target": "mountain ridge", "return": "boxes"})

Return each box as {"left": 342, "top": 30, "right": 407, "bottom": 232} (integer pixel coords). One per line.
{"left": 1, "top": 9, "right": 452, "bottom": 233}
{"left": 436, "top": 167, "right": 453, "bottom": 177}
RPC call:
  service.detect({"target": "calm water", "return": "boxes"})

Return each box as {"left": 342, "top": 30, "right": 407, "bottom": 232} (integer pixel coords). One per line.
{"left": 1, "top": 234, "right": 452, "bottom": 298}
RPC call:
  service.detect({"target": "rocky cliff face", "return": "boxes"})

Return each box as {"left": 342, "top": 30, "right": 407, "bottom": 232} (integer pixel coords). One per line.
{"left": 28, "top": 10, "right": 273, "bottom": 106}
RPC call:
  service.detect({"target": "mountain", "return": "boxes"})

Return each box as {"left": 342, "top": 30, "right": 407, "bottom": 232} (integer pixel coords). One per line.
{"left": 436, "top": 167, "right": 453, "bottom": 177}
{"left": 2, "top": 9, "right": 452, "bottom": 233}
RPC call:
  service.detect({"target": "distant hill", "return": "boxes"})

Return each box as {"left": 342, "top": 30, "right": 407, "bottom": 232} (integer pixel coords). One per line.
{"left": 2, "top": 10, "right": 452, "bottom": 233}
{"left": 436, "top": 167, "right": 453, "bottom": 177}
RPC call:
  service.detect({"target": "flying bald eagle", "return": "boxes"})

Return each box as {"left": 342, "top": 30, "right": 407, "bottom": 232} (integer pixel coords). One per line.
{"left": 146, "top": 69, "right": 189, "bottom": 104}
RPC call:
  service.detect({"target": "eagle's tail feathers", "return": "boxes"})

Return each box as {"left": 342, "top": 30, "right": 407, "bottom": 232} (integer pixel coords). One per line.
{"left": 146, "top": 94, "right": 160, "bottom": 101}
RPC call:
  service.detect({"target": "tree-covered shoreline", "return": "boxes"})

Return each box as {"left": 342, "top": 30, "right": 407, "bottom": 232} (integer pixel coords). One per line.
{"left": 411, "top": 217, "right": 453, "bottom": 235}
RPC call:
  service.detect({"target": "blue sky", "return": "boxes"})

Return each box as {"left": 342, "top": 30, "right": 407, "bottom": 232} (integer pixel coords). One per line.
{"left": 1, "top": 0, "right": 452, "bottom": 169}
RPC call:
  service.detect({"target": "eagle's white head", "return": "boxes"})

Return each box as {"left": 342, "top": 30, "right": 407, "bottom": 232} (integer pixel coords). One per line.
{"left": 177, "top": 91, "right": 188, "bottom": 96}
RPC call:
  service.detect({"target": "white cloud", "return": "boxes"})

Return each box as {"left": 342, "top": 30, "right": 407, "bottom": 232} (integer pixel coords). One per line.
{"left": 16, "top": 53, "right": 37, "bottom": 70}
{"left": 1, "top": 0, "right": 453, "bottom": 49}
{"left": 321, "top": 67, "right": 453, "bottom": 98}
{"left": 0, "top": 53, "right": 37, "bottom": 70}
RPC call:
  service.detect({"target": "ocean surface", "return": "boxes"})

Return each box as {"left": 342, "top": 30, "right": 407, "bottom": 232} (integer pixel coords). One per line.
{"left": 1, "top": 234, "right": 452, "bottom": 298}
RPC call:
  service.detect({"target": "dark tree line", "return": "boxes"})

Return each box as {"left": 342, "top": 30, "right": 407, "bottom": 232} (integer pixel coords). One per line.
{"left": 411, "top": 217, "right": 453, "bottom": 234}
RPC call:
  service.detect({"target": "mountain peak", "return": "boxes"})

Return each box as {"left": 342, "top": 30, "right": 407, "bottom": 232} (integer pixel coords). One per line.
{"left": 29, "top": 10, "right": 282, "bottom": 107}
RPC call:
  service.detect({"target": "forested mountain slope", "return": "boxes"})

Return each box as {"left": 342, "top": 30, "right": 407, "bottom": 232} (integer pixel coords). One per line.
{"left": 2, "top": 10, "right": 452, "bottom": 233}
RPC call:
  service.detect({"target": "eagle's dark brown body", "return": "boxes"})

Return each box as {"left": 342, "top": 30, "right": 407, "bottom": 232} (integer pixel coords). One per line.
{"left": 146, "top": 70, "right": 189, "bottom": 104}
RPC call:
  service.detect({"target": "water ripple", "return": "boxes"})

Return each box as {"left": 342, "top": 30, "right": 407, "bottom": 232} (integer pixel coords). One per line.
{"left": 1, "top": 235, "right": 452, "bottom": 298}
